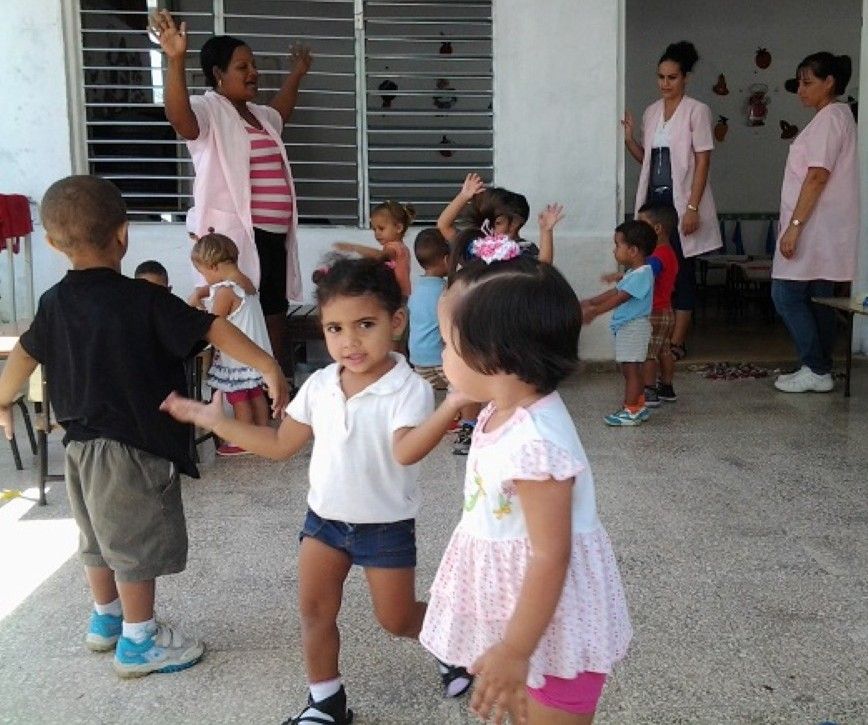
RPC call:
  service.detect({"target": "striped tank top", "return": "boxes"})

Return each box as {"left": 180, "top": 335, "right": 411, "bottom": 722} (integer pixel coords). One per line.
{"left": 246, "top": 125, "right": 293, "bottom": 234}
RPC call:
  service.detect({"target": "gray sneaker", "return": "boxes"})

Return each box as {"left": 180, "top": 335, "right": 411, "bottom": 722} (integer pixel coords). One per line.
{"left": 113, "top": 623, "right": 204, "bottom": 678}
{"left": 643, "top": 386, "right": 660, "bottom": 407}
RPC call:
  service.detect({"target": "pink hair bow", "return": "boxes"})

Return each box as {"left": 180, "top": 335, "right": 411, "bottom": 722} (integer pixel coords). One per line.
{"left": 469, "top": 221, "right": 521, "bottom": 264}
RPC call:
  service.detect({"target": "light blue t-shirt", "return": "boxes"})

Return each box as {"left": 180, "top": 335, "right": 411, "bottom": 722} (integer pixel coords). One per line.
{"left": 610, "top": 265, "right": 653, "bottom": 333}
{"left": 408, "top": 275, "right": 446, "bottom": 366}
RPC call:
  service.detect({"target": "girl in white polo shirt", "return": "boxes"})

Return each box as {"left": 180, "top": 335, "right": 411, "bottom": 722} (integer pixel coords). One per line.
{"left": 160, "top": 255, "right": 471, "bottom": 724}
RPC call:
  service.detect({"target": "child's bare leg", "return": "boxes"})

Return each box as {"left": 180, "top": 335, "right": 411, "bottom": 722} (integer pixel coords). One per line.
{"left": 251, "top": 392, "right": 269, "bottom": 426}
{"left": 641, "top": 359, "right": 658, "bottom": 388}
{"left": 622, "top": 362, "right": 644, "bottom": 407}
{"left": 85, "top": 565, "right": 118, "bottom": 605}
{"left": 232, "top": 398, "right": 254, "bottom": 425}
{"left": 115, "top": 579, "right": 156, "bottom": 622}
{"left": 365, "top": 567, "right": 426, "bottom": 638}
{"left": 298, "top": 537, "right": 352, "bottom": 682}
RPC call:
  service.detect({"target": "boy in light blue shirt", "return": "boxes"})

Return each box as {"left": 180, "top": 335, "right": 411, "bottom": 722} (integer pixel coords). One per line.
{"left": 581, "top": 220, "right": 657, "bottom": 426}
{"left": 408, "top": 228, "right": 450, "bottom": 389}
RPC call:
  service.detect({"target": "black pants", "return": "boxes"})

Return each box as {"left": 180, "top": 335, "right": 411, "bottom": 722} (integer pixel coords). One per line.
{"left": 253, "top": 227, "right": 289, "bottom": 316}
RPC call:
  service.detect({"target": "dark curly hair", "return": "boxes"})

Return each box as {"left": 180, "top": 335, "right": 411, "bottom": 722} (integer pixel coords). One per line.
{"left": 200, "top": 35, "right": 248, "bottom": 89}
{"left": 312, "top": 253, "right": 402, "bottom": 314}
{"left": 659, "top": 41, "right": 699, "bottom": 75}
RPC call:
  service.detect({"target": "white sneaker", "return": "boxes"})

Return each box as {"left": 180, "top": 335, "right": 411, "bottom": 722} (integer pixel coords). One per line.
{"left": 776, "top": 365, "right": 810, "bottom": 383}
{"left": 113, "top": 623, "right": 204, "bottom": 678}
{"left": 774, "top": 367, "right": 834, "bottom": 393}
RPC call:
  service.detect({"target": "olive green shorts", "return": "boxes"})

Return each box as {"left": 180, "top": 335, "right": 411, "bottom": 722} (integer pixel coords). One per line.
{"left": 65, "top": 439, "right": 188, "bottom": 582}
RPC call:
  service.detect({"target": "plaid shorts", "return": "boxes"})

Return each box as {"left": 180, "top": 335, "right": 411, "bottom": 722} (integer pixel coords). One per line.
{"left": 414, "top": 364, "right": 449, "bottom": 390}
{"left": 647, "top": 308, "right": 675, "bottom": 359}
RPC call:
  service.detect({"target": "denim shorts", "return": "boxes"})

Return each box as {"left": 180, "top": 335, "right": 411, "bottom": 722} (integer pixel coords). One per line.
{"left": 299, "top": 508, "right": 417, "bottom": 568}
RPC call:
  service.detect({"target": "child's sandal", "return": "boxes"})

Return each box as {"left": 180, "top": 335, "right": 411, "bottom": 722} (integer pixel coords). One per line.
{"left": 669, "top": 343, "right": 686, "bottom": 361}
{"left": 438, "top": 661, "right": 473, "bottom": 698}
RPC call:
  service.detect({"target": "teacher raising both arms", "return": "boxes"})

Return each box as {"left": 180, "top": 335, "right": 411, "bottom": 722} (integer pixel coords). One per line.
{"left": 149, "top": 9, "right": 311, "bottom": 370}
{"left": 623, "top": 41, "right": 722, "bottom": 361}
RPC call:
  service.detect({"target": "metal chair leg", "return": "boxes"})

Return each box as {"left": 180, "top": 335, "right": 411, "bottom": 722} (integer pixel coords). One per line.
{"left": 16, "top": 397, "right": 37, "bottom": 455}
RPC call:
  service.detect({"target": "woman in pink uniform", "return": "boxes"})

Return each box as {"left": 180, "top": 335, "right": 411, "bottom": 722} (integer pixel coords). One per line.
{"left": 623, "top": 41, "right": 722, "bottom": 361}
{"left": 149, "top": 9, "right": 311, "bottom": 370}
{"left": 772, "top": 53, "right": 859, "bottom": 394}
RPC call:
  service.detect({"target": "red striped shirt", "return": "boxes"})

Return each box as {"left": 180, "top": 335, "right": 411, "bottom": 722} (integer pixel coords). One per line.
{"left": 246, "top": 126, "right": 293, "bottom": 233}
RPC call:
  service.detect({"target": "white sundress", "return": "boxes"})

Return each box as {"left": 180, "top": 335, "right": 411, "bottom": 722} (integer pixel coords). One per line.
{"left": 204, "top": 280, "right": 273, "bottom": 393}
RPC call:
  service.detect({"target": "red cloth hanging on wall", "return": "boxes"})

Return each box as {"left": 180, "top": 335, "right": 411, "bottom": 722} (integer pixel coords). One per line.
{"left": 0, "top": 194, "right": 33, "bottom": 252}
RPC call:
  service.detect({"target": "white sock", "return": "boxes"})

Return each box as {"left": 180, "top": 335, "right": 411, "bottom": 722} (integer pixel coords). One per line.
{"left": 122, "top": 617, "right": 156, "bottom": 643}
{"left": 94, "top": 598, "right": 122, "bottom": 617}
{"left": 309, "top": 677, "right": 342, "bottom": 703}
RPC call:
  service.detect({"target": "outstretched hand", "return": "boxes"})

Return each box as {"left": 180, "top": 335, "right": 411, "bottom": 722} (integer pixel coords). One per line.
{"left": 289, "top": 44, "right": 313, "bottom": 76}
{"left": 537, "top": 203, "right": 565, "bottom": 232}
{"left": 148, "top": 9, "right": 187, "bottom": 60}
{"left": 160, "top": 390, "right": 226, "bottom": 431}
{"left": 0, "top": 406, "right": 14, "bottom": 441}
{"left": 459, "top": 173, "right": 486, "bottom": 202}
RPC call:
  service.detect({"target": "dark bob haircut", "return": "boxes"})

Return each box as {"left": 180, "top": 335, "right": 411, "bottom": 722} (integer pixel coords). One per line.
{"left": 796, "top": 52, "right": 852, "bottom": 96}
{"left": 449, "top": 257, "right": 581, "bottom": 394}
{"left": 615, "top": 220, "right": 657, "bottom": 257}
{"left": 414, "top": 227, "right": 450, "bottom": 269}
{"left": 312, "top": 253, "right": 402, "bottom": 314}
{"left": 41, "top": 175, "right": 127, "bottom": 252}
{"left": 659, "top": 41, "right": 699, "bottom": 75}
{"left": 134, "top": 259, "right": 169, "bottom": 281}
{"left": 637, "top": 201, "right": 679, "bottom": 239}
{"left": 200, "top": 35, "right": 248, "bottom": 89}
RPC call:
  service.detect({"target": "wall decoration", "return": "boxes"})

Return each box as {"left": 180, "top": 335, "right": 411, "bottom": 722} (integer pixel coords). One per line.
{"left": 779, "top": 120, "right": 798, "bottom": 139}
{"left": 378, "top": 79, "right": 398, "bottom": 108}
{"left": 438, "top": 135, "right": 453, "bottom": 157}
{"left": 746, "top": 83, "right": 769, "bottom": 126}
{"left": 755, "top": 48, "right": 772, "bottom": 69}
{"left": 439, "top": 41, "right": 453, "bottom": 55}
{"left": 714, "top": 115, "right": 729, "bottom": 142}
{"left": 433, "top": 78, "right": 458, "bottom": 110}
{"left": 713, "top": 74, "right": 729, "bottom": 95}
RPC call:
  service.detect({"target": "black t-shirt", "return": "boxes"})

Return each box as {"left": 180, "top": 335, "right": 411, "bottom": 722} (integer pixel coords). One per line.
{"left": 20, "top": 268, "right": 215, "bottom": 477}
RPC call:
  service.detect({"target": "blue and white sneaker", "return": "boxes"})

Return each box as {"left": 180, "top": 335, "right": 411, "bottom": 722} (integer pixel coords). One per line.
{"left": 86, "top": 610, "right": 122, "bottom": 652}
{"left": 604, "top": 408, "right": 646, "bottom": 426}
{"left": 113, "top": 623, "right": 204, "bottom": 678}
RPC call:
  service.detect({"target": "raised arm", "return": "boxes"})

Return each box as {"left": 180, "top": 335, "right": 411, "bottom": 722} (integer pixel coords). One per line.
{"left": 438, "top": 173, "right": 485, "bottom": 242}
{"left": 333, "top": 242, "right": 384, "bottom": 259}
{"left": 149, "top": 10, "right": 199, "bottom": 140}
{"left": 269, "top": 45, "right": 312, "bottom": 125}
{"left": 536, "top": 203, "right": 564, "bottom": 265}
{"left": 622, "top": 111, "right": 644, "bottom": 164}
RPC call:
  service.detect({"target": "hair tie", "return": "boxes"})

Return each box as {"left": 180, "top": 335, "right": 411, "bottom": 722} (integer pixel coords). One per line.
{"left": 315, "top": 264, "right": 331, "bottom": 277}
{"left": 467, "top": 220, "right": 521, "bottom": 264}
{"left": 384, "top": 260, "right": 397, "bottom": 270}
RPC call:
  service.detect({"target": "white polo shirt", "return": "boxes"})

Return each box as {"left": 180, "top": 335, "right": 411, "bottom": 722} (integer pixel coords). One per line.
{"left": 286, "top": 353, "right": 434, "bottom": 523}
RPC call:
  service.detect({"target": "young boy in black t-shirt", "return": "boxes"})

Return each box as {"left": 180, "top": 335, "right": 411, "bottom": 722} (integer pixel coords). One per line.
{"left": 0, "top": 176, "right": 287, "bottom": 678}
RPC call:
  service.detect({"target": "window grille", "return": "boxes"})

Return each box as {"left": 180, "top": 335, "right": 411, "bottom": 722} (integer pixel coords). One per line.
{"left": 79, "top": 0, "right": 492, "bottom": 227}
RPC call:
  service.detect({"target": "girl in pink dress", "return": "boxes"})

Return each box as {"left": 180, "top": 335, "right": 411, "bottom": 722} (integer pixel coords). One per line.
{"left": 418, "top": 243, "right": 632, "bottom": 723}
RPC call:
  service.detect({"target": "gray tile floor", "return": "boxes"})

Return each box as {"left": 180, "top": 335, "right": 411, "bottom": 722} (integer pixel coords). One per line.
{"left": 0, "top": 366, "right": 866, "bottom": 724}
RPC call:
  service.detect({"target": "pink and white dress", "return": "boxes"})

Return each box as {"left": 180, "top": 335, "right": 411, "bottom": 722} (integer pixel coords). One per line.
{"left": 420, "top": 393, "right": 632, "bottom": 688}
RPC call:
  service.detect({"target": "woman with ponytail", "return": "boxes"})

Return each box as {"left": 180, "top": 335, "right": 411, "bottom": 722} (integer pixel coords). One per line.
{"left": 623, "top": 41, "right": 722, "bottom": 367}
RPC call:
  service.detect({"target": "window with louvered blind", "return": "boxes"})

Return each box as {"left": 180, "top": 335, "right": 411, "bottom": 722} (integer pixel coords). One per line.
{"left": 78, "top": 0, "right": 492, "bottom": 227}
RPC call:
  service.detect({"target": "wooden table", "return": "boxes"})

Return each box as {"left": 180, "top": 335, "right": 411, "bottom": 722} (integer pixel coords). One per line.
{"left": 0, "top": 319, "right": 61, "bottom": 505}
{"left": 812, "top": 297, "right": 868, "bottom": 398}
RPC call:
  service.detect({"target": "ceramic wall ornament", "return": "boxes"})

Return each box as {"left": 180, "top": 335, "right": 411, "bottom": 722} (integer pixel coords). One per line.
{"left": 714, "top": 115, "right": 729, "bottom": 142}
{"left": 713, "top": 74, "right": 729, "bottom": 95}
{"left": 438, "top": 135, "right": 453, "bottom": 158}
{"left": 746, "top": 83, "right": 770, "bottom": 126}
{"left": 439, "top": 41, "right": 453, "bottom": 55}
{"left": 755, "top": 48, "right": 772, "bottom": 69}
{"left": 378, "top": 72, "right": 398, "bottom": 108}
{"left": 779, "top": 120, "right": 798, "bottom": 139}
{"left": 433, "top": 78, "right": 458, "bottom": 110}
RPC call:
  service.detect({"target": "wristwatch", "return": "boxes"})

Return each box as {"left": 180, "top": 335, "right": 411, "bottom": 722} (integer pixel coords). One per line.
{"left": 686, "top": 203, "right": 698, "bottom": 212}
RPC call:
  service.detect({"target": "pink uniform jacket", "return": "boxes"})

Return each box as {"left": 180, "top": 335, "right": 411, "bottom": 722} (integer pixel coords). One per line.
{"left": 634, "top": 96, "right": 722, "bottom": 258}
{"left": 186, "top": 91, "right": 301, "bottom": 301}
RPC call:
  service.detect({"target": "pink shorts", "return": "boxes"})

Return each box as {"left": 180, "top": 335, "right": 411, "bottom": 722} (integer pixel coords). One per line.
{"left": 526, "top": 672, "right": 607, "bottom": 715}
{"left": 225, "top": 386, "right": 264, "bottom": 405}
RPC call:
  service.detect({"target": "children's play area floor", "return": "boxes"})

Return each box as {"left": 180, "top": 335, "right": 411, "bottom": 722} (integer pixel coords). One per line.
{"left": 0, "top": 368, "right": 865, "bottom": 724}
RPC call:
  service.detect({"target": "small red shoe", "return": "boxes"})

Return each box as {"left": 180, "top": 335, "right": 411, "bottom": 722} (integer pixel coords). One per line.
{"left": 216, "top": 444, "right": 250, "bottom": 457}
